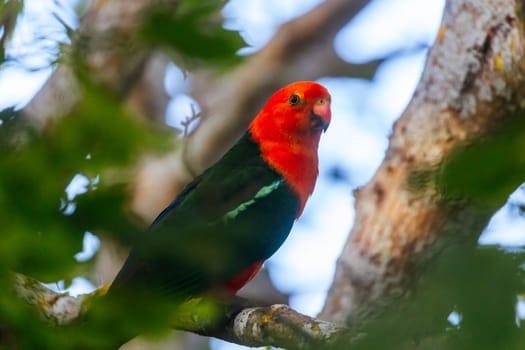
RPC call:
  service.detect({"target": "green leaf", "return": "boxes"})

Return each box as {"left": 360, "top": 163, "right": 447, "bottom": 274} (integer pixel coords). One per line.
{"left": 0, "top": 76, "right": 173, "bottom": 281}
{"left": 0, "top": 0, "right": 24, "bottom": 52}
{"left": 141, "top": 0, "right": 246, "bottom": 64}
{"left": 438, "top": 117, "right": 525, "bottom": 205}
{"left": 335, "top": 245, "right": 525, "bottom": 350}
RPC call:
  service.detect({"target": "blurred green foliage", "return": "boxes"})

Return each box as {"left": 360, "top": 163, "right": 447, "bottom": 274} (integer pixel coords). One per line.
{"left": 439, "top": 117, "right": 525, "bottom": 206}
{"left": 0, "top": 80, "right": 171, "bottom": 281}
{"left": 141, "top": 0, "right": 246, "bottom": 65}
{"left": 0, "top": 88, "right": 175, "bottom": 348}
{"left": 0, "top": 0, "right": 246, "bottom": 348}
{"left": 331, "top": 245, "right": 525, "bottom": 350}
{"left": 0, "top": 0, "right": 24, "bottom": 62}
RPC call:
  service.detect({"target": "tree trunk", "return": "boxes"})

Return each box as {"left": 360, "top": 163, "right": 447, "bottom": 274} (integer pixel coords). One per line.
{"left": 321, "top": 0, "right": 525, "bottom": 327}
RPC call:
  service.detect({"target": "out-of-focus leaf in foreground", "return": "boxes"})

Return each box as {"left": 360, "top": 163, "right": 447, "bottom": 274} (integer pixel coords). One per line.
{"left": 0, "top": 79, "right": 173, "bottom": 346}
{"left": 439, "top": 117, "right": 525, "bottom": 206}
{"left": 0, "top": 79, "right": 171, "bottom": 282}
{"left": 332, "top": 245, "right": 525, "bottom": 350}
{"left": 0, "top": 0, "right": 24, "bottom": 62}
{"left": 141, "top": 0, "right": 246, "bottom": 64}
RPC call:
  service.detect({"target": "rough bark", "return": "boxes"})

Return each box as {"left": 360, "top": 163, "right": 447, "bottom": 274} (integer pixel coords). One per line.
{"left": 321, "top": 0, "right": 525, "bottom": 326}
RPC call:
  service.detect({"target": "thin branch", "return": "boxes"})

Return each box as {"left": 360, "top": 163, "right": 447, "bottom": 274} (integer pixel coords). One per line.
{"left": 12, "top": 273, "right": 87, "bottom": 326}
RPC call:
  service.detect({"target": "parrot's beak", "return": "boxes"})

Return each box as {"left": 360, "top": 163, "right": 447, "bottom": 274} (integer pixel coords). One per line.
{"left": 311, "top": 98, "right": 331, "bottom": 132}
{"left": 310, "top": 114, "right": 330, "bottom": 132}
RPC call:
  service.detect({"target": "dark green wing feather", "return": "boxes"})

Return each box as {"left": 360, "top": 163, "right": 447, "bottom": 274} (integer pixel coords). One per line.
{"left": 109, "top": 133, "right": 299, "bottom": 298}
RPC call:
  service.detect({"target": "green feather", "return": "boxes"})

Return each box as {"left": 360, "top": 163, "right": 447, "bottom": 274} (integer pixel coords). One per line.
{"left": 224, "top": 180, "right": 283, "bottom": 220}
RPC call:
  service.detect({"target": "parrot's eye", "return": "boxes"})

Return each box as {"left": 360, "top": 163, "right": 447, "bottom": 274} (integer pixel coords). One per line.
{"left": 289, "top": 94, "right": 301, "bottom": 105}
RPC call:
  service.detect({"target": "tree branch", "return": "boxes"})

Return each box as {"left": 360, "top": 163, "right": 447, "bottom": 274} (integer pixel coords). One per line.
{"left": 13, "top": 273, "right": 87, "bottom": 326}
{"left": 21, "top": 0, "right": 164, "bottom": 129}
{"left": 211, "top": 304, "right": 345, "bottom": 348}
{"left": 12, "top": 273, "right": 345, "bottom": 348}
{"left": 321, "top": 0, "right": 525, "bottom": 327}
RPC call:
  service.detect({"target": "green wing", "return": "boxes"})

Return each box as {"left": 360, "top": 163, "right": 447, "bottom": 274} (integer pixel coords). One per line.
{"left": 109, "top": 134, "right": 299, "bottom": 298}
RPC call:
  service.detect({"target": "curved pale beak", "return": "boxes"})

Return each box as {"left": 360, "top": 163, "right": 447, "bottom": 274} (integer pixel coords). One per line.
{"left": 311, "top": 98, "right": 331, "bottom": 132}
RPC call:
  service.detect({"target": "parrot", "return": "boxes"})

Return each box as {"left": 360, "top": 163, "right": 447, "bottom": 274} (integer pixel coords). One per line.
{"left": 108, "top": 81, "right": 331, "bottom": 301}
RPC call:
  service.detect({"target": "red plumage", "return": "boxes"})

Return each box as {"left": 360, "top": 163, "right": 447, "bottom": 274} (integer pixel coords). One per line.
{"left": 249, "top": 81, "right": 331, "bottom": 217}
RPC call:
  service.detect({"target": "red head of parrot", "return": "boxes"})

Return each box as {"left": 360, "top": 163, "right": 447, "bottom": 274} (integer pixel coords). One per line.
{"left": 249, "top": 81, "right": 331, "bottom": 217}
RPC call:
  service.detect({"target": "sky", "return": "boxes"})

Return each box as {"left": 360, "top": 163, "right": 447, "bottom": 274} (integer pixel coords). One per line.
{"left": 3, "top": 0, "right": 525, "bottom": 349}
